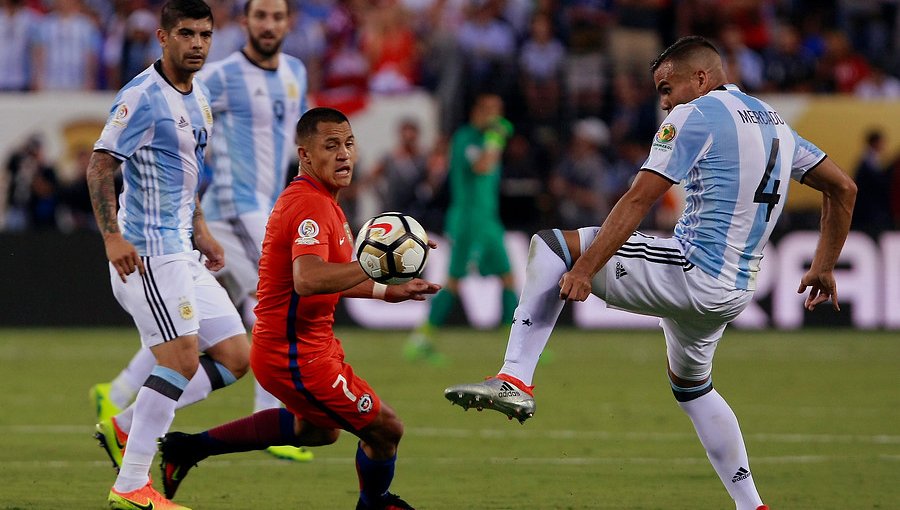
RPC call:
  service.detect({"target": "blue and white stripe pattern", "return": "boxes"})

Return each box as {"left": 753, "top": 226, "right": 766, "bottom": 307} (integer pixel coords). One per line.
{"left": 198, "top": 51, "right": 308, "bottom": 220}
{"left": 36, "top": 12, "right": 101, "bottom": 89}
{"left": 94, "top": 61, "right": 214, "bottom": 256}
{"left": 642, "top": 84, "right": 825, "bottom": 290}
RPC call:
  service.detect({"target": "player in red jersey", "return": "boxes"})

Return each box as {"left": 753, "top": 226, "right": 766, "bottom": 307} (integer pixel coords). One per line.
{"left": 159, "top": 107, "right": 441, "bottom": 510}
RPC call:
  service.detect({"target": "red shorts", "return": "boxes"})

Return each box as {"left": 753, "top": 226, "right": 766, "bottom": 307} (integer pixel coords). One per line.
{"left": 251, "top": 340, "right": 381, "bottom": 433}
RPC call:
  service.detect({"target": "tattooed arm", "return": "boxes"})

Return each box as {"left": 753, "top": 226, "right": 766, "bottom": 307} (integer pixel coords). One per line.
{"left": 86, "top": 150, "right": 143, "bottom": 282}
{"left": 191, "top": 194, "right": 225, "bottom": 271}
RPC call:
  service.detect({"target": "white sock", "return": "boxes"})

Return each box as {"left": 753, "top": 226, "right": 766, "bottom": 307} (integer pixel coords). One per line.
{"left": 678, "top": 389, "right": 764, "bottom": 510}
{"left": 113, "top": 386, "right": 179, "bottom": 492}
{"left": 499, "top": 233, "right": 568, "bottom": 386}
{"left": 109, "top": 348, "right": 155, "bottom": 409}
{"left": 254, "top": 378, "right": 282, "bottom": 412}
{"left": 115, "top": 366, "right": 217, "bottom": 434}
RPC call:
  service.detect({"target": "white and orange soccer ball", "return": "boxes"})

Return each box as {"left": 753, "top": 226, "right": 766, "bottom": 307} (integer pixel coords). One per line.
{"left": 355, "top": 212, "right": 429, "bottom": 285}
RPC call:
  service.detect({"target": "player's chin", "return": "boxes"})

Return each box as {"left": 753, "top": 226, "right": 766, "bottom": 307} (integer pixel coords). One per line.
{"left": 183, "top": 58, "right": 206, "bottom": 71}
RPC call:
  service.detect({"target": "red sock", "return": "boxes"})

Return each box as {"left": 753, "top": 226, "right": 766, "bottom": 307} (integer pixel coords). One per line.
{"left": 201, "top": 408, "right": 297, "bottom": 455}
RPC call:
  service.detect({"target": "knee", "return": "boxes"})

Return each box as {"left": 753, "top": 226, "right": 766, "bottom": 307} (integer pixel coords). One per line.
{"left": 320, "top": 428, "right": 341, "bottom": 445}
{"left": 366, "top": 407, "right": 405, "bottom": 451}
{"left": 303, "top": 428, "right": 340, "bottom": 447}
{"left": 211, "top": 334, "right": 251, "bottom": 379}
{"left": 534, "top": 229, "right": 578, "bottom": 268}
{"left": 228, "top": 354, "right": 250, "bottom": 379}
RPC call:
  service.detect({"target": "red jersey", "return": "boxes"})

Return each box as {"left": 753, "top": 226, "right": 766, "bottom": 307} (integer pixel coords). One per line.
{"left": 253, "top": 175, "right": 354, "bottom": 361}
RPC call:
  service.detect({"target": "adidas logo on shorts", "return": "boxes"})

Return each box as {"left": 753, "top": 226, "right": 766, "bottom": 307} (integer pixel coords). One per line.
{"left": 615, "top": 262, "right": 628, "bottom": 279}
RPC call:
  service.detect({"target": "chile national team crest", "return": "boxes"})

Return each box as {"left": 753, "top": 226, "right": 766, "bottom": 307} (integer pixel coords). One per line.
{"left": 357, "top": 393, "right": 374, "bottom": 414}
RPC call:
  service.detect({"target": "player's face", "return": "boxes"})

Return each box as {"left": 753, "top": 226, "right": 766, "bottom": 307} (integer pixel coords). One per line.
{"left": 301, "top": 121, "right": 356, "bottom": 195}
{"left": 472, "top": 95, "right": 504, "bottom": 129}
{"left": 159, "top": 17, "right": 213, "bottom": 74}
{"left": 245, "top": 0, "right": 290, "bottom": 58}
{"left": 653, "top": 60, "right": 703, "bottom": 113}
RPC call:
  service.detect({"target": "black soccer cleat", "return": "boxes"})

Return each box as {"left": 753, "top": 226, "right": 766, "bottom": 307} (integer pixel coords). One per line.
{"left": 158, "top": 432, "right": 204, "bottom": 499}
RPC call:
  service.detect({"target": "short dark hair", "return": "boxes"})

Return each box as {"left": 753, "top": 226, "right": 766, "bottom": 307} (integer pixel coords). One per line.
{"left": 243, "top": 0, "right": 292, "bottom": 16}
{"left": 161, "top": 0, "right": 213, "bottom": 32}
{"left": 650, "top": 35, "right": 720, "bottom": 74}
{"left": 295, "top": 107, "right": 350, "bottom": 142}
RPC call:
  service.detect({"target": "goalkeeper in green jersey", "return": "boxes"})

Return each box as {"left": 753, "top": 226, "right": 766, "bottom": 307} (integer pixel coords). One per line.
{"left": 405, "top": 92, "right": 518, "bottom": 363}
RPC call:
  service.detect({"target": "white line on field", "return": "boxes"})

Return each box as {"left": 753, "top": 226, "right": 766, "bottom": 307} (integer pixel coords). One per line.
{"left": 3, "top": 425, "right": 899, "bottom": 445}
{"left": 1, "top": 454, "right": 886, "bottom": 470}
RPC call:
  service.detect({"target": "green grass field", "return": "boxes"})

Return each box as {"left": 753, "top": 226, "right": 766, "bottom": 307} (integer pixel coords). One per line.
{"left": 0, "top": 327, "right": 897, "bottom": 509}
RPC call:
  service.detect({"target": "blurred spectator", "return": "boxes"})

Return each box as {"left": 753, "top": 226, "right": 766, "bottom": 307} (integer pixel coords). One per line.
{"left": 761, "top": 23, "right": 816, "bottom": 92}
{"left": 817, "top": 30, "right": 870, "bottom": 94}
{"left": 105, "top": 0, "right": 158, "bottom": 89}
{"left": 0, "top": 0, "right": 42, "bottom": 91}
{"left": 718, "top": 0, "right": 773, "bottom": 52}
{"left": 456, "top": 0, "right": 517, "bottom": 105}
{"left": 282, "top": 5, "right": 326, "bottom": 93}
{"left": 57, "top": 147, "right": 105, "bottom": 232}
{"left": 561, "top": 1, "right": 610, "bottom": 119}
{"left": 365, "top": 118, "right": 430, "bottom": 213}
{"left": 362, "top": 0, "right": 419, "bottom": 94}
{"left": 206, "top": 0, "right": 244, "bottom": 62}
{"left": 716, "top": 23, "right": 764, "bottom": 92}
{"left": 500, "top": 133, "right": 547, "bottom": 231}
{"left": 607, "top": 70, "right": 658, "bottom": 147}
{"left": 549, "top": 118, "right": 612, "bottom": 229}
{"left": 33, "top": 0, "right": 101, "bottom": 91}
{"left": 607, "top": 0, "right": 664, "bottom": 76}
{"left": 415, "top": 0, "right": 468, "bottom": 136}
{"left": 851, "top": 129, "right": 894, "bottom": 236}
{"left": 3, "top": 135, "right": 59, "bottom": 231}
{"left": 854, "top": 59, "right": 900, "bottom": 99}
{"left": 518, "top": 11, "right": 565, "bottom": 131}
{"left": 675, "top": 0, "right": 722, "bottom": 40}
{"left": 319, "top": 0, "right": 370, "bottom": 109}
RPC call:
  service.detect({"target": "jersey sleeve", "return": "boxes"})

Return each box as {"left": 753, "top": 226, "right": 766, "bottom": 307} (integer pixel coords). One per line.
{"left": 641, "top": 104, "right": 712, "bottom": 183}
{"left": 286, "top": 196, "right": 335, "bottom": 261}
{"left": 790, "top": 131, "right": 826, "bottom": 182}
{"left": 93, "top": 88, "right": 153, "bottom": 161}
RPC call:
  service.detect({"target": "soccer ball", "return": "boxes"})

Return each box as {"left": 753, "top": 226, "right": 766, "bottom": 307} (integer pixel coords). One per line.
{"left": 355, "top": 212, "right": 429, "bottom": 285}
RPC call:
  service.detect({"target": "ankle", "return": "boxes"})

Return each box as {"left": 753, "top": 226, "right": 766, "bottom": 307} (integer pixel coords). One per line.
{"left": 496, "top": 373, "right": 534, "bottom": 396}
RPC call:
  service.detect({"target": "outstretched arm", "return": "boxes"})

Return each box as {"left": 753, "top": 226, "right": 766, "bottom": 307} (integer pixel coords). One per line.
{"left": 796, "top": 157, "right": 857, "bottom": 311}
{"left": 559, "top": 170, "right": 673, "bottom": 301}
{"left": 87, "top": 150, "right": 143, "bottom": 282}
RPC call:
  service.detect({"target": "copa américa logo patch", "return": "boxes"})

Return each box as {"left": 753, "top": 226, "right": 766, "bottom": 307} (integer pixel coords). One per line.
{"left": 656, "top": 123, "right": 677, "bottom": 143}
{"left": 110, "top": 103, "right": 129, "bottom": 127}
{"left": 295, "top": 218, "right": 320, "bottom": 245}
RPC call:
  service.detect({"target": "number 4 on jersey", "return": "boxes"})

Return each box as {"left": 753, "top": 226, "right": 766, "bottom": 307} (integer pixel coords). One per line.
{"left": 754, "top": 138, "right": 781, "bottom": 222}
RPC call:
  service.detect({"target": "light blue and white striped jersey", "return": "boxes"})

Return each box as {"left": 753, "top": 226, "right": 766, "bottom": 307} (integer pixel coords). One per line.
{"left": 198, "top": 51, "right": 308, "bottom": 220}
{"left": 94, "top": 61, "right": 214, "bottom": 256}
{"left": 642, "top": 84, "right": 825, "bottom": 291}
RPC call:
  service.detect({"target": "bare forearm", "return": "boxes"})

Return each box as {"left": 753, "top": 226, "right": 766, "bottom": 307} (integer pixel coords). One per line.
{"left": 293, "top": 256, "right": 370, "bottom": 296}
{"left": 811, "top": 187, "right": 855, "bottom": 272}
{"left": 572, "top": 193, "right": 651, "bottom": 277}
{"left": 86, "top": 151, "right": 121, "bottom": 235}
{"left": 192, "top": 194, "right": 210, "bottom": 238}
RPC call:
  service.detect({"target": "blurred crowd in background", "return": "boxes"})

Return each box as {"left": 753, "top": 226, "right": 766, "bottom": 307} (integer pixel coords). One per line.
{"left": 3, "top": 0, "right": 900, "bottom": 237}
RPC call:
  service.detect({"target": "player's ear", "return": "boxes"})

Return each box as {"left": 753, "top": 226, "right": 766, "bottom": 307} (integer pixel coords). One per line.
{"left": 298, "top": 146, "right": 310, "bottom": 165}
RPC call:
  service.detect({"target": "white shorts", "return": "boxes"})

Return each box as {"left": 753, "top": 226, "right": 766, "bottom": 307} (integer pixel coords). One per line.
{"left": 110, "top": 251, "right": 245, "bottom": 349}
{"left": 581, "top": 228, "right": 753, "bottom": 381}
{"left": 206, "top": 211, "right": 267, "bottom": 303}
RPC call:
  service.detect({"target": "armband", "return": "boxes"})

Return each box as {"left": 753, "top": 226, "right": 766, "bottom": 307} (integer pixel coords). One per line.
{"left": 372, "top": 282, "right": 388, "bottom": 300}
